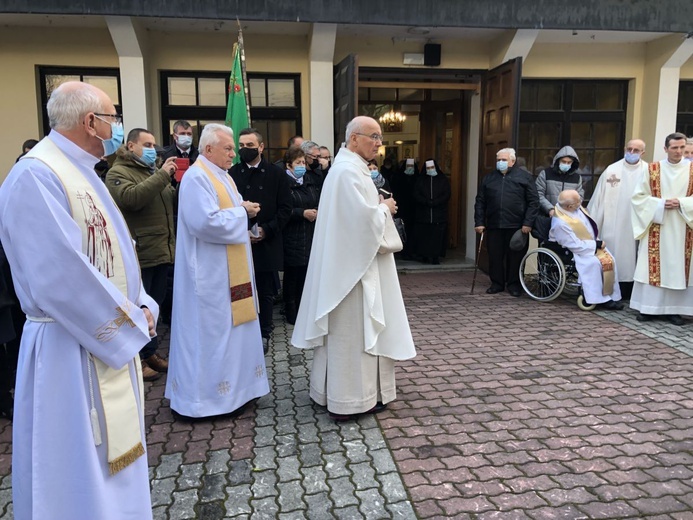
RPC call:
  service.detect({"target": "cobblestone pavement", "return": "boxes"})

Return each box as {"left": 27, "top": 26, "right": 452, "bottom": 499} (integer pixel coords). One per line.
{"left": 1, "top": 270, "right": 693, "bottom": 519}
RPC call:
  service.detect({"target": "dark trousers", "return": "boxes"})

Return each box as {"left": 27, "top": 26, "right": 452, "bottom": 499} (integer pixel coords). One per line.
{"left": 283, "top": 265, "right": 308, "bottom": 321}
{"left": 255, "top": 271, "right": 278, "bottom": 339}
{"left": 140, "top": 263, "right": 170, "bottom": 359}
{"left": 486, "top": 228, "right": 528, "bottom": 291}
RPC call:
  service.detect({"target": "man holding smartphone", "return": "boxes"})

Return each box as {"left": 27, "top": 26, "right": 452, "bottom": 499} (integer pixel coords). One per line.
{"left": 161, "top": 120, "right": 199, "bottom": 186}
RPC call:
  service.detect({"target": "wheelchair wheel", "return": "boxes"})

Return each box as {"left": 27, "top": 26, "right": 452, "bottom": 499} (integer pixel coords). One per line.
{"left": 519, "top": 247, "right": 566, "bottom": 302}
{"left": 576, "top": 295, "right": 596, "bottom": 311}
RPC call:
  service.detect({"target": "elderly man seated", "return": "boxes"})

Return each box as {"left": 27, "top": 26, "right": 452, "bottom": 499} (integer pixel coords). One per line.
{"left": 549, "top": 190, "right": 623, "bottom": 310}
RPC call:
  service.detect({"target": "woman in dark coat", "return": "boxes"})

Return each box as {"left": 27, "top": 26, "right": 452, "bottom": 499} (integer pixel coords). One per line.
{"left": 412, "top": 159, "right": 451, "bottom": 264}
{"left": 282, "top": 146, "right": 321, "bottom": 324}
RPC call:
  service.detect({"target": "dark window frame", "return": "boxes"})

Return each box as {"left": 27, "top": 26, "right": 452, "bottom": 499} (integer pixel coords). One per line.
{"left": 38, "top": 65, "right": 122, "bottom": 136}
{"left": 159, "top": 70, "right": 302, "bottom": 151}
{"left": 677, "top": 80, "right": 693, "bottom": 137}
{"left": 519, "top": 79, "right": 628, "bottom": 201}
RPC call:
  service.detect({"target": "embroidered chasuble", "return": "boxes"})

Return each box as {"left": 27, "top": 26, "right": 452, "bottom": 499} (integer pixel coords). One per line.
{"left": 24, "top": 138, "right": 145, "bottom": 475}
{"left": 195, "top": 159, "right": 257, "bottom": 325}
{"left": 642, "top": 162, "right": 693, "bottom": 287}
{"left": 554, "top": 205, "right": 615, "bottom": 296}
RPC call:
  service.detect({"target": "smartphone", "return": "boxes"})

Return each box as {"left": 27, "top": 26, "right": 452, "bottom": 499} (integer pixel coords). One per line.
{"left": 174, "top": 157, "right": 190, "bottom": 182}
{"left": 379, "top": 189, "right": 392, "bottom": 199}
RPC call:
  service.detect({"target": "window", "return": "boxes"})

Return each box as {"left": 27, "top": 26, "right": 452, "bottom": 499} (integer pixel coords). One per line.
{"left": 676, "top": 81, "right": 693, "bottom": 137}
{"left": 519, "top": 80, "right": 628, "bottom": 201}
{"left": 160, "top": 71, "right": 301, "bottom": 164}
{"left": 39, "top": 66, "right": 122, "bottom": 136}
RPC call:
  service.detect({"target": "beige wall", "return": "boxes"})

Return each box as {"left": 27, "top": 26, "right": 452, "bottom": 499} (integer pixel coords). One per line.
{"left": 0, "top": 26, "right": 118, "bottom": 181}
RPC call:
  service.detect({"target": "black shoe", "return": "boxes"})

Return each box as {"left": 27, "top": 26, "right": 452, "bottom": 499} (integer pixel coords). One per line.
{"left": 329, "top": 411, "right": 358, "bottom": 422}
{"left": 668, "top": 314, "right": 686, "bottom": 326}
{"left": 365, "top": 402, "right": 387, "bottom": 414}
{"left": 508, "top": 288, "right": 521, "bottom": 297}
{"left": 601, "top": 300, "right": 624, "bottom": 311}
{"left": 637, "top": 313, "right": 654, "bottom": 322}
{"left": 486, "top": 286, "right": 504, "bottom": 294}
{"left": 262, "top": 337, "right": 270, "bottom": 355}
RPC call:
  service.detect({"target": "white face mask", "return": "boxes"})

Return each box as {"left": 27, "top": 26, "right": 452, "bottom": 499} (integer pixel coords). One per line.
{"left": 176, "top": 134, "right": 193, "bottom": 149}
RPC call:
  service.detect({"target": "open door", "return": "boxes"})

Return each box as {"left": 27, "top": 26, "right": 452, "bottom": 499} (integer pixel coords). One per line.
{"left": 334, "top": 54, "right": 358, "bottom": 151}
{"left": 419, "top": 100, "right": 464, "bottom": 249}
{"left": 476, "top": 57, "right": 523, "bottom": 272}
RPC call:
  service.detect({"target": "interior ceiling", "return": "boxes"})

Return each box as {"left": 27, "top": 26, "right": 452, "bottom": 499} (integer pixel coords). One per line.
{"left": 0, "top": 14, "right": 673, "bottom": 44}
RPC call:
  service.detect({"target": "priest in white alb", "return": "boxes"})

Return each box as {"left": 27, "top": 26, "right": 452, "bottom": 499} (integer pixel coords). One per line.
{"left": 587, "top": 139, "right": 648, "bottom": 298}
{"left": 550, "top": 190, "right": 623, "bottom": 309}
{"left": 291, "top": 116, "right": 417, "bottom": 422}
{"left": 0, "top": 82, "right": 157, "bottom": 519}
{"left": 165, "top": 124, "right": 269, "bottom": 418}
{"left": 631, "top": 132, "right": 693, "bottom": 326}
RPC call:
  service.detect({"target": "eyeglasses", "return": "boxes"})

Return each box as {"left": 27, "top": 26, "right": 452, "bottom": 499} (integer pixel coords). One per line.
{"left": 320, "top": 155, "right": 332, "bottom": 160}
{"left": 354, "top": 132, "right": 384, "bottom": 143}
{"left": 94, "top": 113, "right": 123, "bottom": 125}
{"left": 625, "top": 147, "right": 643, "bottom": 153}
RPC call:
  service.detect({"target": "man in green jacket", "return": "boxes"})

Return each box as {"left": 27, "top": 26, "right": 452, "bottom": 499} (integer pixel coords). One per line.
{"left": 107, "top": 128, "right": 177, "bottom": 381}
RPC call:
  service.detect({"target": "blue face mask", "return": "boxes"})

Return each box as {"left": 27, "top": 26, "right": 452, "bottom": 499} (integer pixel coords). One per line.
{"left": 496, "top": 160, "right": 508, "bottom": 172}
{"left": 176, "top": 135, "right": 193, "bottom": 149}
{"left": 404, "top": 167, "right": 415, "bottom": 175}
{"left": 96, "top": 118, "right": 124, "bottom": 156}
{"left": 370, "top": 169, "right": 380, "bottom": 180}
{"left": 140, "top": 147, "right": 157, "bottom": 167}
{"left": 558, "top": 162, "right": 572, "bottom": 173}
{"left": 426, "top": 168, "right": 438, "bottom": 176}
{"left": 293, "top": 165, "right": 306, "bottom": 178}
{"left": 624, "top": 152, "right": 641, "bottom": 165}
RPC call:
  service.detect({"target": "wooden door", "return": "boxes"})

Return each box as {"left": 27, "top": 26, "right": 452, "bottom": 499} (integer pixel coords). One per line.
{"left": 333, "top": 54, "right": 358, "bottom": 151}
{"left": 419, "top": 101, "right": 464, "bottom": 249}
{"left": 476, "top": 58, "right": 523, "bottom": 271}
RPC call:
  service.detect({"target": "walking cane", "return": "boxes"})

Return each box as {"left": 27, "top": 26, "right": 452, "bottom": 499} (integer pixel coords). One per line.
{"left": 470, "top": 231, "right": 485, "bottom": 295}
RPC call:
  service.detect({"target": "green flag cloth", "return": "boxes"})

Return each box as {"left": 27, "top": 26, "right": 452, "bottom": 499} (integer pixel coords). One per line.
{"left": 225, "top": 42, "right": 249, "bottom": 164}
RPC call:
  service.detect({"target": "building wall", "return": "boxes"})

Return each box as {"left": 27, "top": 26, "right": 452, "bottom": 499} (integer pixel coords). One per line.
{"left": 0, "top": 26, "right": 118, "bottom": 181}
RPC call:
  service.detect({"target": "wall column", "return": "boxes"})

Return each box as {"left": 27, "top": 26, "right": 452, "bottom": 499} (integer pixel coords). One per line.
{"left": 490, "top": 29, "right": 538, "bottom": 68}
{"left": 309, "top": 23, "right": 337, "bottom": 151}
{"left": 105, "top": 16, "right": 149, "bottom": 131}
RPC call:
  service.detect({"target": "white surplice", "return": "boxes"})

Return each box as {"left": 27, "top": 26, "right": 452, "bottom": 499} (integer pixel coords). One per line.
{"left": 291, "top": 147, "right": 416, "bottom": 415}
{"left": 630, "top": 159, "right": 693, "bottom": 315}
{"left": 549, "top": 208, "right": 621, "bottom": 305}
{"left": 0, "top": 131, "right": 156, "bottom": 520}
{"left": 165, "top": 156, "right": 269, "bottom": 417}
{"left": 587, "top": 158, "right": 648, "bottom": 282}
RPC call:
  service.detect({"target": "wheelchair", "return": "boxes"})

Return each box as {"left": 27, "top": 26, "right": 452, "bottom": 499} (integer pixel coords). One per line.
{"left": 518, "top": 216, "right": 596, "bottom": 311}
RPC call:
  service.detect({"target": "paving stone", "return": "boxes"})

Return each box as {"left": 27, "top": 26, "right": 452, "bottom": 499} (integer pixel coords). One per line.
{"left": 249, "top": 497, "right": 279, "bottom": 519}
{"left": 276, "top": 480, "right": 305, "bottom": 512}
{"left": 228, "top": 459, "right": 252, "bottom": 486}
{"left": 200, "top": 473, "right": 226, "bottom": 503}
{"left": 156, "top": 452, "right": 184, "bottom": 479}
{"left": 300, "top": 466, "right": 330, "bottom": 495}
{"left": 170, "top": 488, "right": 199, "bottom": 519}
{"left": 277, "top": 455, "right": 301, "bottom": 483}
{"left": 223, "top": 484, "right": 252, "bottom": 516}
{"left": 356, "top": 488, "right": 390, "bottom": 519}
{"left": 350, "top": 461, "right": 379, "bottom": 490}
{"left": 253, "top": 446, "right": 279, "bottom": 471}
{"left": 329, "top": 476, "right": 359, "bottom": 507}
{"left": 323, "top": 452, "right": 350, "bottom": 479}
{"left": 198, "top": 500, "right": 225, "bottom": 520}
{"left": 304, "top": 492, "right": 334, "bottom": 520}
{"left": 205, "top": 449, "right": 231, "bottom": 474}
{"left": 151, "top": 476, "right": 176, "bottom": 507}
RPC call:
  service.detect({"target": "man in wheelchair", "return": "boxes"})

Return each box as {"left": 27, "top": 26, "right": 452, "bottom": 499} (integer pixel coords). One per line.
{"left": 548, "top": 190, "right": 624, "bottom": 310}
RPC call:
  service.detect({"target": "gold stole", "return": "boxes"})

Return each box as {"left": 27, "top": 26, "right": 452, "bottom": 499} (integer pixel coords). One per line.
{"left": 194, "top": 159, "right": 258, "bottom": 325}
{"left": 23, "top": 138, "right": 145, "bottom": 475}
{"left": 647, "top": 162, "right": 693, "bottom": 286}
{"left": 554, "top": 205, "right": 615, "bottom": 296}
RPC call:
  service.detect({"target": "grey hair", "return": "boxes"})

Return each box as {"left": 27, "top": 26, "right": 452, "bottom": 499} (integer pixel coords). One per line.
{"left": 557, "top": 191, "right": 580, "bottom": 209}
{"left": 345, "top": 118, "right": 366, "bottom": 141}
{"left": 497, "top": 148, "right": 516, "bottom": 160}
{"left": 199, "top": 123, "right": 233, "bottom": 150}
{"left": 687, "top": 137, "right": 693, "bottom": 145}
{"left": 46, "top": 82, "right": 105, "bottom": 131}
{"left": 300, "top": 140, "right": 319, "bottom": 154}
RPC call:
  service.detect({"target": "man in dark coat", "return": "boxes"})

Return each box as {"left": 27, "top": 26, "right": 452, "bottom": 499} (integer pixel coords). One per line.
{"left": 230, "top": 128, "right": 292, "bottom": 352}
{"left": 0, "top": 240, "right": 24, "bottom": 419}
{"left": 160, "top": 120, "right": 199, "bottom": 187}
{"left": 474, "top": 147, "right": 539, "bottom": 296}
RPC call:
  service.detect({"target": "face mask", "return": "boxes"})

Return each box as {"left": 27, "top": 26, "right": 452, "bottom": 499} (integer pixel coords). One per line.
{"left": 404, "top": 167, "right": 415, "bottom": 175}
{"left": 293, "top": 165, "right": 306, "bottom": 178}
{"left": 496, "top": 160, "right": 508, "bottom": 172}
{"left": 96, "top": 119, "right": 124, "bottom": 156}
{"left": 140, "top": 147, "right": 157, "bottom": 167}
{"left": 558, "top": 163, "right": 571, "bottom": 173}
{"left": 239, "top": 147, "right": 260, "bottom": 164}
{"left": 309, "top": 158, "right": 320, "bottom": 170}
{"left": 624, "top": 152, "right": 641, "bottom": 164}
{"left": 426, "top": 168, "right": 438, "bottom": 177}
{"left": 176, "top": 135, "right": 193, "bottom": 149}
{"left": 370, "top": 169, "right": 380, "bottom": 180}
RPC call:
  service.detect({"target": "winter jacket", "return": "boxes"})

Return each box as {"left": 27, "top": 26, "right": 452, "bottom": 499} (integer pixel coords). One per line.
{"left": 536, "top": 146, "right": 584, "bottom": 215}
{"left": 283, "top": 170, "right": 322, "bottom": 267}
{"left": 413, "top": 173, "right": 451, "bottom": 224}
{"left": 474, "top": 165, "right": 539, "bottom": 230}
{"left": 106, "top": 151, "right": 176, "bottom": 268}
{"left": 230, "top": 157, "right": 293, "bottom": 272}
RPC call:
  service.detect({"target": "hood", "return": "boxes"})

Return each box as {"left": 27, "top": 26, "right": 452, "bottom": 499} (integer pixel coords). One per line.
{"left": 552, "top": 145, "right": 580, "bottom": 174}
